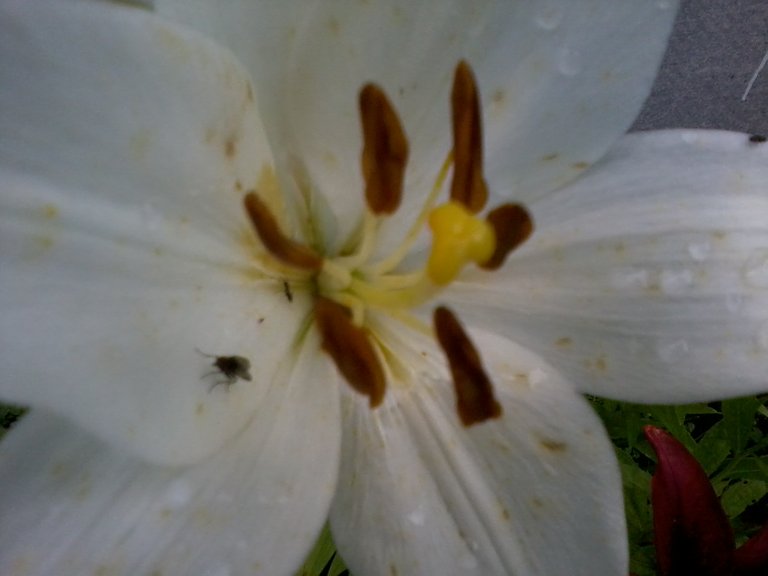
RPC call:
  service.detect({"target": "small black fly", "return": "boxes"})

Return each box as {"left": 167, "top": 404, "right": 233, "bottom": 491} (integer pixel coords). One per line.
{"left": 196, "top": 349, "right": 252, "bottom": 390}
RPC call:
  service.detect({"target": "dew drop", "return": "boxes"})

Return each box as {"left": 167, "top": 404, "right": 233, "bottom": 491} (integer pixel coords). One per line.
{"left": 687, "top": 241, "right": 712, "bottom": 262}
{"left": 534, "top": 9, "right": 562, "bottom": 31}
{"left": 656, "top": 338, "right": 690, "bottom": 363}
{"left": 681, "top": 132, "right": 700, "bottom": 145}
{"left": 742, "top": 249, "right": 768, "bottom": 288}
{"left": 660, "top": 268, "right": 694, "bottom": 294}
{"left": 611, "top": 267, "right": 650, "bottom": 290}
{"left": 528, "top": 367, "right": 548, "bottom": 387}
{"left": 407, "top": 505, "right": 426, "bottom": 526}
{"left": 163, "top": 479, "right": 193, "bottom": 510}
{"left": 556, "top": 47, "right": 582, "bottom": 77}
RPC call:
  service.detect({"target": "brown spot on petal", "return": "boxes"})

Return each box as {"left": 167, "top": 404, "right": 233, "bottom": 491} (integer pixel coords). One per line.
{"left": 434, "top": 306, "right": 502, "bottom": 426}
{"left": 315, "top": 298, "right": 386, "bottom": 407}
{"left": 359, "top": 84, "right": 409, "bottom": 214}
{"left": 480, "top": 203, "right": 534, "bottom": 270}
{"left": 539, "top": 438, "right": 568, "bottom": 453}
{"left": 450, "top": 61, "right": 488, "bottom": 213}
{"left": 225, "top": 137, "right": 237, "bottom": 159}
{"left": 243, "top": 193, "right": 322, "bottom": 271}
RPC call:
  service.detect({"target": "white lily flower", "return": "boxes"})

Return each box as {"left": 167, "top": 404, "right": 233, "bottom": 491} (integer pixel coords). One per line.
{"left": 2, "top": 1, "right": 768, "bottom": 575}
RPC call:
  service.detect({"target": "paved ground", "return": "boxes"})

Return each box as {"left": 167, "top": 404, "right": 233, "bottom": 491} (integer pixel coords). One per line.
{"left": 634, "top": 0, "right": 768, "bottom": 135}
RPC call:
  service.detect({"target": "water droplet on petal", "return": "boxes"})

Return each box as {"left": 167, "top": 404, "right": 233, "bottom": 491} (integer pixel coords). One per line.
{"left": 557, "top": 47, "right": 582, "bottom": 77}
{"left": 528, "top": 367, "right": 548, "bottom": 387}
{"left": 660, "top": 268, "right": 694, "bottom": 294}
{"left": 407, "top": 505, "right": 426, "bottom": 526}
{"left": 656, "top": 338, "right": 690, "bottom": 363}
{"left": 681, "top": 132, "right": 700, "bottom": 145}
{"left": 688, "top": 241, "right": 712, "bottom": 262}
{"left": 163, "top": 479, "right": 193, "bottom": 509}
{"left": 611, "top": 267, "right": 650, "bottom": 290}
{"left": 742, "top": 249, "right": 768, "bottom": 288}
{"left": 534, "top": 9, "right": 562, "bottom": 31}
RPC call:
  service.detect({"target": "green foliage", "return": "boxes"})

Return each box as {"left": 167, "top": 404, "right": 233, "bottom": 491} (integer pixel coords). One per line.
{"left": 297, "top": 524, "right": 349, "bottom": 576}
{"left": 590, "top": 395, "right": 768, "bottom": 576}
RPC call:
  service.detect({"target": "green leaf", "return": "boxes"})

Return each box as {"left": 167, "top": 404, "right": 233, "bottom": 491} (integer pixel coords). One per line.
{"left": 720, "top": 480, "right": 767, "bottom": 519}
{"left": 297, "top": 524, "right": 348, "bottom": 576}
{"left": 692, "top": 421, "right": 731, "bottom": 476}
{"left": 721, "top": 397, "right": 761, "bottom": 453}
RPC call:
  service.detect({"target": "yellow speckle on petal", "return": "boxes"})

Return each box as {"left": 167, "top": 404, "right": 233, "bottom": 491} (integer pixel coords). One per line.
{"left": 130, "top": 129, "right": 151, "bottom": 162}
{"left": 326, "top": 17, "right": 341, "bottom": 36}
{"left": 40, "top": 203, "right": 59, "bottom": 220}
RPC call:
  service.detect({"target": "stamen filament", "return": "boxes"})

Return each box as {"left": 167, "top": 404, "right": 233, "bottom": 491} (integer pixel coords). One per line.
{"left": 318, "top": 259, "right": 352, "bottom": 293}
{"left": 333, "top": 210, "right": 379, "bottom": 269}
{"left": 366, "top": 151, "right": 453, "bottom": 276}
{"left": 349, "top": 273, "right": 438, "bottom": 310}
{"left": 369, "top": 270, "right": 425, "bottom": 290}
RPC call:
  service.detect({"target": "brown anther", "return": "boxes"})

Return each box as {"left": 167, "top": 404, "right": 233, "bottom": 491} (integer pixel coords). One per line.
{"left": 315, "top": 297, "right": 386, "bottom": 408}
{"left": 359, "top": 84, "right": 409, "bottom": 215}
{"left": 243, "top": 192, "right": 323, "bottom": 271}
{"left": 450, "top": 61, "right": 488, "bottom": 214}
{"left": 433, "top": 306, "right": 502, "bottom": 427}
{"left": 480, "top": 203, "right": 534, "bottom": 270}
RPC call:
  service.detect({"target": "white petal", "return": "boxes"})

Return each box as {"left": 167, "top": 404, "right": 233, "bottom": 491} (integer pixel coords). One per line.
{"left": 151, "top": 0, "right": 304, "bottom": 152}
{"left": 0, "top": 2, "right": 304, "bottom": 463}
{"left": 0, "top": 331, "right": 341, "bottom": 576}
{"left": 449, "top": 130, "right": 768, "bottom": 403}
{"left": 330, "top": 325, "right": 626, "bottom": 576}
{"left": 282, "top": 0, "right": 678, "bottom": 248}
{"left": 1, "top": 0, "right": 273, "bottom": 219}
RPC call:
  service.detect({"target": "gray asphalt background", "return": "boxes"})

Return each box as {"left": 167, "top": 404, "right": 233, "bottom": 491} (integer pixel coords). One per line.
{"left": 634, "top": 0, "right": 768, "bottom": 135}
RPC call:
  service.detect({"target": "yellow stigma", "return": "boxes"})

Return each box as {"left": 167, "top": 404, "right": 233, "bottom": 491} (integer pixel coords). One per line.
{"left": 427, "top": 201, "right": 495, "bottom": 285}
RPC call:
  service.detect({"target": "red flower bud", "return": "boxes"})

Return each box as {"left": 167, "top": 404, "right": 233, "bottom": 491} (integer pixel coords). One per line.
{"left": 644, "top": 426, "right": 735, "bottom": 576}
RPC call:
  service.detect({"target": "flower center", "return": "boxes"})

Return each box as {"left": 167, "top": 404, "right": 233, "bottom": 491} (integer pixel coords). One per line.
{"left": 244, "top": 62, "right": 533, "bottom": 425}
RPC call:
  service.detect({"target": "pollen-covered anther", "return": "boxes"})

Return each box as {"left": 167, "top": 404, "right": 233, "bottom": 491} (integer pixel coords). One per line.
{"left": 480, "top": 203, "right": 534, "bottom": 270}
{"left": 433, "top": 306, "right": 502, "bottom": 427}
{"left": 243, "top": 192, "right": 323, "bottom": 271}
{"left": 315, "top": 297, "right": 386, "bottom": 408}
{"left": 359, "top": 83, "right": 409, "bottom": 215}
{"left": 450, "top": 60, "right": 488, "bottom": 213}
